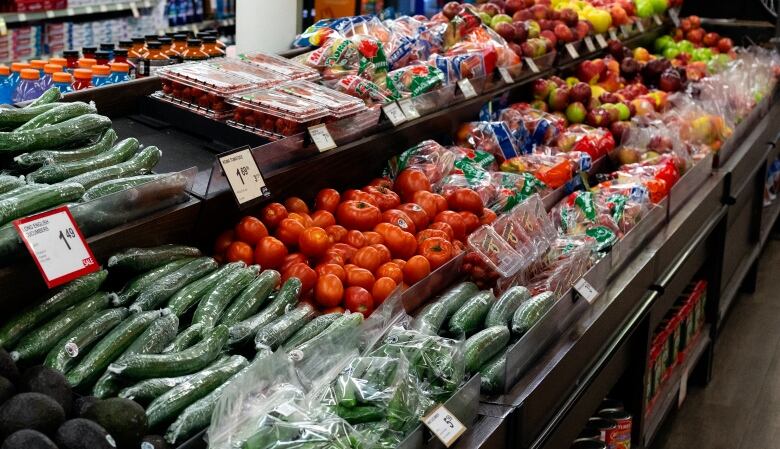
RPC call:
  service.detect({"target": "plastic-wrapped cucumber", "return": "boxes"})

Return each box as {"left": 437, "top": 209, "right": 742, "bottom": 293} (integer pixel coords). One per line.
{"left": 0, "top": 175, "right": 24, "bottom": 194}
{"left": 108, "top": 244, "right": 202, "bottom": 272}
{"left": 410, "top": 302, "right": 448, "bottom": 335}
{"left": 163, "top": 323, "right": 204, "bottom": 353}
{"left": 281, "top": 313, "right": 342, "bottom": 350}
{"left": 114, "top": 258, "right": 194, "bottom": 306}
{"left": 0, "top": 114, "right": 112, "bottom": 153}
{"left": 130, "top": 257, "right": 218, "bottom": 312}
{"left": 65, "top": 145, "right": 161, "bottom": 190}
{"left": 228, "top": 277, "right": 301, "bottom": 346}
{"left": 26, "top": 87, "right": 62, "bottom": 107}
{"left": 254, "top": 304, "right": 317, "bottom": 351}
{"left": 218, "top": 269, "right": 280, "bottom": 327}
{"left": 0, "top": 270, "right": 107, "bottom": 347}
{"left": 485, "top": 286, "right": 530, "bottom": 328}
{"left": 26, "top": 138, "right": 138, "bottom": 184}
{"left": 11, "top": 292, "right": 111, "bottom": 361}
{"left": 0, "top": 103, "right": 58, "bottom": 130}
{"left": 146, "top": 355, "right": 248, "bottom": 428}
{"left": 119, "top": 356, "right": 229, "bottom": 404}
{"left": 0, "top": 182, "right": 84, "bottom": 225}
{"left": 438, "top": 282, "right": 480, "bottom": 318}
{"left": 65, "top": 310, "right": 163, "bottom": 388}
{"left": 463, "top": 326, "right": 510, "bottom": 373}
{"left": 16, "top": 102, "right": 97, "bottom": 132}
{"left": 511, "top": 291, "right": 555, "bottom": 336}
{"left": 479, "top": 347, "right": 508, "bottom": 394}
{"left": 290, "top": 313, "right": 364, "bottom": 362}
{"left": 44, "top": 308, "right": 128, "bottom": 373}
{"left": 108, "top": 325, "right": 229, "bottom": 379}
{"left": 448, "top": 291, "right": 496, "bottom": 336}
{"left": 192, "top": 266, "right": 258, "bottom": 329}
{"left": 167, "top": 262, "right": 243, "bottom": 316}
{"left": 15, "top": 129, "right": 118, "bottom": 168}
{"left": 81, "top": 174, "right": 168, "bottom": 202}
{"left": 0, "top": 183, "right": 46, "bottom": 201}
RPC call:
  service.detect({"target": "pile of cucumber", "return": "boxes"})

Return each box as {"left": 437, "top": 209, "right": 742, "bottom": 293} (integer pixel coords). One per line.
{"left": 409, "top": 281, "right": 556, "bottom": 394}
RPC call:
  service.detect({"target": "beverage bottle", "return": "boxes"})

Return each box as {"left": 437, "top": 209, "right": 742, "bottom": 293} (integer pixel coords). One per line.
{"left": 72, "top": 68, "right": 93, "bottom": 90}
{"left": 52, "top": 71, "right": 74, "bottom": 94}
{"left": 158, "top": 37, "right": 181, "bottom": 62}
{"left": 82, "top": 46, "right": 97, "bottom": 60}
{"left": 138, "top": 41, "right": 175, "bottom": 77}
{"left": 99, "top": 43, "right": 115, "bottom": 59}
{"left": 112, "top": 48, "right": 129, "bottom": 65}
{"left": 144, "top": 34, "right": 160, "bottom": 52}
{"left": 117, "top": 40, "right": 133, "bottom": 51}
{"left": 39, "top": 63, "right": 63, "bottom": 91}
{"left": 49, "top": 57, "right": 67, "bottom": 68}
{"left": 108, "top": 62, "right": 131, "bottom": 84}
{"left": 92, "top": 65, "right": 111, "bottom": 87}
{"left": 13, "top": 69, "right": 44, "bottom": 103}
{"left": 63, "top": 50, "right": 80, "bottom": 71}
{"left": 181, "top": 39, "right": 209, "bottom": 61}
{"left": 171, "top": 33, "right": 188, "bottom": 55}
{"left": 128, "top": 37, "right": 148, "bottom": 65}
{"left": 0, "top": 66, "right": 12, "bottom": 104}
{"left": 78, "top": 58, "right": 97, "bottom": 70}
{"left": 9, "top": 62, "right": 31, "bottom": 92}
{"left": 201, "top": 35, "right": 225, "bottom": 58}
{"left": 29, "top": 59, "right": 47, "bottom": 75}
{"left": 94, "top": 50, "right": 111, "bottom": 66}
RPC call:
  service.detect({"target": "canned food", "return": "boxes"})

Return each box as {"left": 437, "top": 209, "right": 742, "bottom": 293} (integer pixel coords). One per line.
{"left": 599, "top": 398, "right": 624, "bottom": 411}
{"left": 578, "top": 426, "right": 602, "bottom": 440}
{"left": 587, "top": 417, "right": 619, "bottom": 449}
{"left": 571, "top": 438, "right": 608, "bottom": 449}
{"left": 598, "top": 408, "right": 632, "bottom": 449}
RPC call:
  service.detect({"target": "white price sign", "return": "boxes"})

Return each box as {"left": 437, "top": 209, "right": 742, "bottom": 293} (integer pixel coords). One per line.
{"left": 608, "top": 28, "right": 618, "bottom": 41}
{"left": 398, "top": 98, "right": 420, "bottom": 120}
{"left": 653, "top": 14, "right": 663, "bottom": 26}
{"left": 565, "top": 43, "right": 579, "bottom": 59}
{"left": 422, "top": 405, "right": 466, "bottom": 447}
{"left": 678, "top": 365, "right": 690, "bottom": 406}
{"left": 620, "top": 24, "right": 631, "bottom": 38}
{"left": 382, "top": 102, "right": 407, "bottom": 126}
{"left": 218, "top": 147, "right": 270, "bottom": 206}
{"left": 130, "top": 2, "right": 140, "bottom": 17}
{"left": 669, "top": 8, "right": 680, "bottom": 27}
{"left": 524, "top": 57, "right": 540, "bottom": 73}
{"left": 17, "top": 12, "right": 27, "bottom": 21}
{"left": 84, "top": 5, "right": 94, "bottom": 14}
{"left": 636, "top": 20, "right": 645, "bottom": 32}
{"left": 595, "top": 34, "right": 608, "bottom": 48}
{"left": 99, "top": 4, "right": 109, "bottom": 12}
{"left": 13, "top": 207, "right": 99, "bottom": 288}
{"left": 46, "top": 10, "right": 55, "bottom": 18}
{"left": 0, "top": 17, "right": 7, "bottom": 36}
{"left": 584, "top": 36, "right": 596, "bottom": 52}
{"left": 66, "top": 7, "right": 75, "bottom": 15}
{"left": 308, "top": 124, "right": 337, "bottom": 152}
{"left": 457, "top": 78, "right": 477, "bottom": 99}
{"left": 574, "top": 277, "right": 599, "bottom": 303}
{"left": 498, "top": 67, "right": 514, "bottom": 84}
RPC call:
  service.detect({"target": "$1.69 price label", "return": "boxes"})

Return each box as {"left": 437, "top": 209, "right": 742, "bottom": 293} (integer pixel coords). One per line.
{"left": 13, "top": 206, "right": 98, "bottom": 288}
{"left": 219, "top": 146, "right": 271, "bottom": 208}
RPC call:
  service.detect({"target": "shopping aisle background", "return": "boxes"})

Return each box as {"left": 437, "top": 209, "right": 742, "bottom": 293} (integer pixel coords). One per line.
{"left": 652, "top": 238, "right": 780, "bottom": 449}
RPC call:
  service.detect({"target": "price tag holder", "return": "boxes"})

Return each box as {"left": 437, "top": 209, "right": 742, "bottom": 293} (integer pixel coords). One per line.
{"left": 653, "top": 14, "right": 663, "bottom": 26}
{"left": 66, "top": 7, "right": 75, "bottom": 15}
{"left": 99, "top": 4, "right": 109, "bottom": 12}
{"left": 678, "top": 365, "right": 690, "bottom": 406}
{"left": 574, "top": 277, "right": 599, "bottom": 303}
{"left": 498, "top": 67, "right": 513, "bottom": 84}
{"left": 17, "top": 12, "right": 26, "bottom": 21}
{"left": 422, "top": 404, "right": 466, "bottom": 447}
{"left": 565, "top": 43, "right": 579, "bottom": 59}
{"left": 584, "top": 36, "right": 596, "bottom": 52}
{"left": 620, "top": 24, "right": 631, "bottom": 38}
{"left": 130, "top": 2, "right": 140, "bottom": 17}
{"left": 85, "top": 5, "right": 94, "bottom": 13}
{"left": 115, "top": 3, "right": 125, "bottom": 11}
{"left": 46, "top": 9, "right": 56, "bottom": 18}
{"left": 669, "top": 8, "right": 680, "bottom": 27}
{"left": 218, "top": 146, "right": 271, "bottom": 207}
{"left": 308, "top": 124, "right": 337, "bottom": 152}
{"left": 398, "top": 98, "right": 420, "bottom": 120}
{"left": 595, "top": 34, "right": 608, "bottom": 48}
{"left": 0, "top": 17, "right": 6, "bottom": 36}
{"left": 608, "top": 28, "right": 618, "bottom": 41}
{"left": 636, "top": 20, "right": 645, "bottom": 32}
{"left": 13, "top": 207, "right": 99, "bottom": 288}
{"left": 382, "top": 102, "right": 407, "bottom": 126}
{"left": 524, "top": 57, "right": 539, "bottom": 73}
{"left": 457, "top": 78, "right": 477, "bottom": 99}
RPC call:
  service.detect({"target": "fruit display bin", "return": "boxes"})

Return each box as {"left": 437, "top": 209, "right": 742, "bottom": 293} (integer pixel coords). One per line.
{"left": 609, "top": 202, "right": 667, "bottom": 273}
{"left": 667, "top": 151, "right": 715, "bottom": 218}
{"left": 408, "top": 84, "right": 458, "bottom": 117}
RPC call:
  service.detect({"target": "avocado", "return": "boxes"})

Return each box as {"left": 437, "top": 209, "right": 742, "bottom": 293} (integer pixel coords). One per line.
{"left": 0, "top": 376, "right": 15, "bottom": 405}
{"left": 55, "top": 418, "right": 116, "bottom": 449}
{"left": 0, "top": 392, "right": 65, "bottom": 438}
{"left": 73, "top": 395, "right": 100, "bottom": 418}
{"left": 22, "top": 366, "right": 73, "bottom": 414}
{"left": 0, "top": 349, "right": 19, "bottom": 384}
{"left": 82, "top": 398, "right": 147, "bottom": 449}
{"left": 140, "top": 435, "right": 169, "bottom": 449}
{"left": 0, "top": 429, "right": 58, "bottom": 449}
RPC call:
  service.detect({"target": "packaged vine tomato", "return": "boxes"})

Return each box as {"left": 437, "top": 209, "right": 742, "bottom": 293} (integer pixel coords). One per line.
{"left": 227, "top": 88, "right": 330, "bottom": 139}
{"left": 159, "top": 62, "right": 257, "bottom": 117}
{"left": 207, "top": 58, "right": 289, "bottom": 89}
{"left": 239, "top": 51, "right": 320, "bottom": 81}
{"left": 273, "top": 80, "right": 367, "bottom": 119}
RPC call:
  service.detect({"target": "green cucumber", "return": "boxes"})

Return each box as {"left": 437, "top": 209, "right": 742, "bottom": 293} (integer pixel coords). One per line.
{"left": 479, "top": 347, "right": 508, "bottom": 394}
{"left": 0, "top": 113, "right": 112, "bottom": 153}
{"left": 463, "top": 326, "right": 510, "bottom": 373}
{"left": 66, "top": 145, "right": 162, "bottom": 190}
{"left": 290, "top": 313, "right": 363, "bottom": 361}
{"left": 114, "top": 258, "right": 194, "bottom": 306}
{"left": 16, "top": 102, "right": 97, "bottom": 132}
{"left": 281, "top": 312, "right": 342, "bottom": 350}
{"left": 108, "top": 325, "right": 229, "bottom": 379}
{"left": 44, "top": 308, "right": 129, "bottom": 373}
{"left": 218, "top": 269, "right": 280, "bottom": 327}
{"left": 26, "top": 138, "right": 138, "bottom": 184}
{"left": 254, "top": 303, "right": 317, "bottom": 350}
{"left": 119, "top": 373, "right": 195, "bottom": 404}
{"left": 145, "top": 354, "right": 248, "bottom": 427}
{"left": 14, "top": 129, "right": 118, "bottom": 167}
{"left": 65, "top": 310, "right": 164, "bottom": 388}
{"left": 0, "top": 103, "right": 58, "bottom": 129}
{"left": 11, "top": 292, "right": 111, "bottom": 361}
{"left": 163, "top": 323, "right": 204, "bottom": 353}
{"left": 228, "top": 277, "right": 301, "bottom": 346}
{"left": 0, "top": 175, "right": 24, "bottom": 194}
{"left": 0, "top": 182, "right": 84, "bottom": 225}
{"left": 108, "top": 244, "right": 202, "bottom": 272}
{"left": 448, "top": 291, "right": 496, "bottom": 335}
{"left": 0, "top": 270, "right": 107, "bottom": 347}
{"left": 410, "top": 302, "right": 448, "bottom": 335}
{"left": 26, "top": 87, "right": 62, "bottom": 107}
{"left": 167, "top": 262, "right": 243, "bottom": 316}
{"left": 192, "top": 266, "right": 259, "bottom": 329}
{"left": 511, "top": 291, "right": 555, "bottom": 336}
{"left": 130, "top": 257, "right": 219, "bottom": 312}
{"left": 485, "top": 286, "right": 530, "bottom": 328}
{"left": 0, "top": 183, "right": 47, "bottom": 201}
{"left": 81, "top": 174, "right": 168, "bottom": 202}
{"left": 438, "top": 282, "right": 480, "bottom": 318}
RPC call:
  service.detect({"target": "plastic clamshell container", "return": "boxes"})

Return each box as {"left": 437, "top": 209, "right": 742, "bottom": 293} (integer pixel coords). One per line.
{"left": 206, "top": 57, "right": 289, "bottom": 89}
{"left": 239, "top": 51, "right": 320, "bottom": 81}
{"left": 158, "top": 62, "right": 258, "bottom": 117}
{"left": 466, "top": 225, "right": 524, "bottom": 277}
{"left": 227, "top": 88, "right": 330, "bottom": 139}
{"left": 273, "top": 80, "right": 367, "bottom": 118}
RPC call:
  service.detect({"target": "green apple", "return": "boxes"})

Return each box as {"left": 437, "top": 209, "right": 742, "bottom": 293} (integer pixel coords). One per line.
{"left": 677, "top": 40, "right": 694, "bottom": 54}
{"left": 566, "top": 76, "right": 580, "bottom": 87}
{"left": 615, "top": 103, "right": 631, "bottom": 121}
{"left": 478, "top": 12, "right": 492, "bottom": 24}
{"left": 654, "top": 35, "right": 674, "bottom": 53}
{"left": 663, "top": 47, "right": 680, "bottom": 60}
{"left": 651, "top": 0, "right": 668, "bottom": 13}
{"left": 636, "top": 0, "right": 654, "bottom": 17}
{"left": 490, "top": 14, "right": 513, "bottom": 29}
{"left": 566, "top": 102, "right": 587, "bottom": 124}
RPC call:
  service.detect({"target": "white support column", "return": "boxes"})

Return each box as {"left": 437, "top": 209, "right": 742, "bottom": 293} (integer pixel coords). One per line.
{"left": 235, "top": 0, "right": 299, "bottom": 54}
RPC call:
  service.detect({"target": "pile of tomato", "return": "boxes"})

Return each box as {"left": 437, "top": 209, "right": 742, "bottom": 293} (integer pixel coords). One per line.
{"left": 213, "top": 168, "right": 497, "bottom": 316}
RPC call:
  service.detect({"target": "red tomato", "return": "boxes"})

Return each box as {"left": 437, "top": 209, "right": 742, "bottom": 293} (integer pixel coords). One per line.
{"left": 367, "top": 177, "right": 393, "bottom": 189}
{"left": 315, "top": 263, "right": 347, "bottom": 282}
{"left": 276, "top": 218, "right": 305, "bottom": 247}
{"left": 346, "top": 268, "right": 375, "bottom": 290}
{"left": 254, "top": 236, "right": 288, "bottom": 269}
{"left": 315, "top": 188, "right": 340, "bottom": 213}
{"left": 458, "top": 211, "right": 481, "bottom": 234}
{"left": 320, "top": 251, "right": 345, "bottom": 266}
{"left": 343, "top": 263, "right": 358, "bottom": 273}
{"left": 213, "top": 229, "right": 234, "bottom": 255}
{"left": 261, "top": 202, "right": 288, "bottom": 230}
{"left": 417, "top": 237, "right": 453, "bottom": 269}
{"left": 411, "top": 191, "right": 438, "bottom": 219}
{"left": 344, "top": 286, "right": 374, "bottom": 316}
{"left": 353, "top": 246, "right": 381, "bottom": 273}
{"left": 337, "top": 201, "right": 382, "bottom": 231}
{"left": 364, "top": 186, "right": 401, "bottom": 211}
{"left": 392, "top": 259, "right": 407, "bottom": 270}
{"left": 284, "top": 197, "right": 310, "bottom": 214}
{"left": 331, "top": 243, "right": 358, "bottom": 262}
{"left": 234, "top": 216, "right": 268, "bottom": 246}
{"left": 323, "top": 306, "right": 345, "bottom": 314}
{"left": 325, "top": 225, "right": 348, "bottom": 244}
{"left": 312, "top": 210, "right": 336, "bottom": 228}
{"left": 283, "top": 262, "right": 317, "bottom": 293}
{"left": 280, "top": 253, "right": 308, "bottom": 272}
{"left": 394, "top": 168, "right": 431, "bottom": 202}
{"left": 288, "top": 212, "right": 313, "bottom": 228}
{"left": 372, "top": 277, "right": 397, "bottom": 305}
{"left": 434, "top": 211, "right": 466, "bottom": 241}
{"left": 398, "top": 203, "right": 430, "bottom": 230}
{"left": 403, "top": 255, "right": 431, "bottom": 285}
{"left": 374, "top": 223, "right": 417, "bottom": 260}
{"left": 432, "top": 193, "right": 449, "bottom": 214}
{"left": 226, "top": 241, "right": 253, "bottom": 265}
{"left": 342, "top": 230, "right": 366, "bottom": 249}
{"left": 382, "top": 209, "right": 416, "bottom": 234}
{"left": 446, "top": 188, "right": 484, "bottom": 215}
{"left": 371, "top": 244, "right": 391, "bottom": 264}
{"left": 298, "top": 227, "right": 330, "bottom": 258}
{"left": 480, "top": 208, "right": 497, "bottom": 225}
{"left": 342, "top": 189, "right": 378, "bottom": 206}
{"left": 363, "top": 231, "right": 384, "bottom": 245}
{"left": 428, "top": 222, "right": 454, "bottom": 241}
{"left": 376, "top": 262, "right": 403, "bottom": 285}
{"left": 315, "top": 274, "right": 344, "bottom": 308}
{"left": 416, "top": 228, "right": 450, "bottom": 245}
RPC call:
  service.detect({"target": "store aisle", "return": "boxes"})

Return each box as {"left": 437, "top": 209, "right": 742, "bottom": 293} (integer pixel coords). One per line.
{"left": 652, "top": 239, "right": 780, "bottom": 449}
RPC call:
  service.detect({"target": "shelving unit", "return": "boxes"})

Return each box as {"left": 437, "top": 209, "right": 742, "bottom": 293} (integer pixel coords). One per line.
{"left": 0, "top": 0, "right": 156, "bottom": 27}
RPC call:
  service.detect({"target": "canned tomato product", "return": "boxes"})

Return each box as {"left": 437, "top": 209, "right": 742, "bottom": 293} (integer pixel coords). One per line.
{"left": 587, "top": 417, "right": 619, "bottom": 449}
{"left": 578, "top": 427, "right": 602, "bottom": 440}
{"left": 598, "top": 408, "right": 632, "bottom": 449}
{"left": 571, "top": 438, "right": 607, "bottom": 449}
{"left": 599, "top": 398, "right": 624, "bottom": 411}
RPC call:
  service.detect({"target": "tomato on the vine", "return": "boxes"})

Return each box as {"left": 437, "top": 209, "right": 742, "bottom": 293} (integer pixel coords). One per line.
{"left": 284, "top": 197, "right": 310, "bottom": 214}
{"left": 283, "top": 262, "right": 317, "bottom": 293}
{"left": 376, "top": 262, "right": 403, "bottom": 285}
{"left": 418, "top": 236, "right": 453, "bottom": 269}
{"left": 337, "top": 201, "right": 382, "bottom": 231}
{"left": 344, "top": 286, "right": 374, "bottom": 316}
{"left": 213, "top": 229, "right": 234, "bottom": 255}
{"left": 346, "top": 267, "right": 375, "bottom": 290}
{"left": 315, "top": 263, "right": 346, "bottom": 282}
{"left": 353, "top": 246, "right": 381, "bottom": 273}
{"left": 298, "top": 227, "right": 330, "bottom": 258}
{"left": 382, "top": 209, "right": 416, "bottom": 234}
{"left": 364, "top": 186, "right": 401, "bottom": 211}
{"left": 315, "top": 188, "right": 340, "bottom": 213}
{"left": 398, "top": 203, "right": 429, "bottom": 231}
{"left": 403, "top": 255, "right": 430, "bottom": 285}
{"left": 372, "top": 277, "right": 396, "bottom": 305}
{"left": 434, "top": 211, "right": 466, "bottom": 241}
{"left": 394, "top": 169, "right": 431, "bottom": 202}
{"left": 235, "top": 216, "right": 268, "bottom": 245}
{"left": 261, "top": 202, "right": 287, "bottom": 230}
{"left": 226, "top": 241, "right": 254, "bottom": 265}
{"left": 315, "top": 274, "right": 344, "bottom": 308}
{"left": 363, "top": 231, "right": 384, "bottom": 245}
{"left": 254, "top": 236, "right": 288, "bottom": 269}
{"left": 276, "top": 218, "right": 305, "bottom": 247}
{"left": 312, "top": 210, "right": 336, "bottom": 228}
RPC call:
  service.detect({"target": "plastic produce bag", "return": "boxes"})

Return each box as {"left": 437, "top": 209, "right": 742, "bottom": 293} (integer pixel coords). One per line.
{"left": 429, "top": 52, "right": 488, "bottom": 85}
{"left": 385, "top": 63, "right": 445, "bottom": 99}
{"left": 499, "top": 152, "right": 575, "bottom": 189}
{"left": 489, "top": 171, "right": 549, "bottom": 212}
{"left": 333, "top": 75, "right": 394, "bottom": 106}
{"left": 555, "top": 124, "right": 616, "bottom": 159}
{"left": 499, "top": 107, "right": 565, "bottom": 152}
{"left": 464, "top": 121, "right": 525, "bottom": 162}
{"left": 385, "top": 140, "right": 455, "bottom": 184}
{"left": 523, "top": 236, "right": 595, "bottom": 296}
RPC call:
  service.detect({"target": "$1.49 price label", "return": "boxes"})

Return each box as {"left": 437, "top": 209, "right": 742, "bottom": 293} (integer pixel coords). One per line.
{"left": 13, "top": 206, "right": 98, "bottom": 288}
{"left": 219, "top": 146, "right": 270, "bottom": 207}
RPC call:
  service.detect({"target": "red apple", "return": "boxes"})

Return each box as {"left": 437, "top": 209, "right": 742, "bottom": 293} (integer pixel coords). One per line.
{"left": 702, "top": 32, "right": 720, "bottom": 47}
{"left": 479, "top": 3, "right": 502, "bottom": 17}
{"left": 554, "top": 22, "right": 574, "bottom": 43}
{"left": 547, "top": 86, "right": 571, "bottom": 111}
{"left": 559, "top": 8, "right": 579, "bottom": 27}
{"left": 495, "top": 22, "right": 516, "bottom": 41}
{"left": 504, "top": 0, "right": 525, "bottom": 15}
{"left": 530, "top": 99, "right": 549, "bottom": 111}
{"left": 512, "top": 22, "right": 528, "bottom": 42}
{"left": 529, "top": 4, "right": 550, "bottom": 20}
{"left": 513, "top": 9, "right": 533, "bottom": 21}
{"left": 717, "top": 37, "right": 733, "bottom": 52}
{"left": 658, "top": 69, "right": 683, "bottom": 92}
{"left": 574, "top": 21, "right": 591, "bottom": 40}
{"left": 442, "top": 1, "right": 463, "bottom": 19}
{"left": 680, "top": 18, "right": 692, "bottom": 32}
{"left": 689, "top": 15, "right": 701, "bottom": 28}
{"left": 610, "top": 5, "right": 629, "bottom": 26}
{"left": 549, "top": 75, "right": 567, "bottom": 87}
{"left": 508, "top": 42, "right": 524, "bottom": 57}
{"left": 570, "top": 82, "right": 592, "bottom": 103}
{"left": 686, "top": 29, "right": 704, "bottom": 44}
{"left": 540, "top": 30, "right": 557, "bottom": 48}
